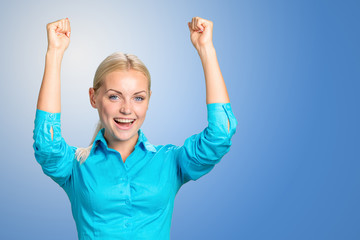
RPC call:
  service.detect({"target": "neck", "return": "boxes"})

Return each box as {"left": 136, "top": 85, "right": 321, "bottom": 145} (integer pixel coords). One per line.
{"left": 105, "top": 132, "right": 139, "bottom": 162}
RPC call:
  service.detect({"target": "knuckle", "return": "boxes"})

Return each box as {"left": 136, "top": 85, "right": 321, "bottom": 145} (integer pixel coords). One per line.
{"left": 46, "top": 23, "right": 54, "bottom": 30}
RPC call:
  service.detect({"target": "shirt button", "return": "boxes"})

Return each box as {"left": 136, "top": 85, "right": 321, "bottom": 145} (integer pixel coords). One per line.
{"left": 49, "top": 113, "right": 55, "bottom": 119}
{"left": 125, "top": 199, "right": 130, "bottom": 205}
{"left": 120, "top": 177, "right": 128, "bottom": 181}
{"left": 125, "top": 222, "right": 130, "bottom": 228}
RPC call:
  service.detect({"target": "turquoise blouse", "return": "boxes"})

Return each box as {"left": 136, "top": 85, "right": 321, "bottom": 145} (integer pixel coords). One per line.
{"left": 33, "top": 103, "right": 237, "bottom": 240}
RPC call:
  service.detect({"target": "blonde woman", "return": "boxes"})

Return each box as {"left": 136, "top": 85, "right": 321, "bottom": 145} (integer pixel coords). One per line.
{"left": 33, "top": 16, "right": 237, "bottom": 239}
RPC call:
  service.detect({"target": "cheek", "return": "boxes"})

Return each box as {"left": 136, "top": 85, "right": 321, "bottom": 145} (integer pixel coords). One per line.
{"left": 134, "top": 104, "right": 149, "bottom": 119}
{"left": 99, "top": 102, "right": 117, "bottom": 117}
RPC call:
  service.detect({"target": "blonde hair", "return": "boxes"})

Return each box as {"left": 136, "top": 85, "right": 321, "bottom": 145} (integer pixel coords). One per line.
{"left": 75, "top": 52, "right": 151, "bottom": 164}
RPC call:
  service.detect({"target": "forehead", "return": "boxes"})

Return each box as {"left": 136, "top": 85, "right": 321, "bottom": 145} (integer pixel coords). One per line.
{"left": 102, "top": 70, "right": 148, "bottom": 92}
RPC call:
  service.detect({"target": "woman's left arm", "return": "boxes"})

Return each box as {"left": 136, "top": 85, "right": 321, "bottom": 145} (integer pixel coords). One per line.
{"left": 175, "top": 17, "right": 237, "bottom": 186}
{"left": 188, "top": 17, "right": 230, "bottom": 105}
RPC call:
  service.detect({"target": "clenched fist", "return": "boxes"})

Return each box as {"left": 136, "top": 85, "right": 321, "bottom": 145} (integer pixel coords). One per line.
{"left": 46, "top": 18, "right": 71, "bottom": 53}
{"left": 187, "top": 17, "right": 214, "bottom": 52}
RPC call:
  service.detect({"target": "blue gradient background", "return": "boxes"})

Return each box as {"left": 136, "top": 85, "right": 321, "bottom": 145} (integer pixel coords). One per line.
{"left": 0, "top": 0, "right": 359, "bottom": 239}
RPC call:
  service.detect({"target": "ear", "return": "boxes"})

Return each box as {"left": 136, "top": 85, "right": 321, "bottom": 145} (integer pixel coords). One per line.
{"left": 89, "top": 87, "right": 97, "bottom": 108}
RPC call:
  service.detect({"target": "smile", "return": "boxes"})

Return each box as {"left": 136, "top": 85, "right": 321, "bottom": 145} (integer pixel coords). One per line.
{"left": 114, "top": 118, "right": 136, "bottom": 130}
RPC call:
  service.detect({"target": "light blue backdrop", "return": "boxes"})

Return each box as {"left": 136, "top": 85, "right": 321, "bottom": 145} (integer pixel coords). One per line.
{"left": 0, "top": 0, "right": 359, "bottom": 239}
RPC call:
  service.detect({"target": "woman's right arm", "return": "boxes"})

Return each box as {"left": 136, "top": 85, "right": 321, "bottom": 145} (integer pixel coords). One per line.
{"left": 37, "top": 18, "right": 70, "bottom": 114}
{"left": 33, "top": 18, "right": 74, "bottom": 188}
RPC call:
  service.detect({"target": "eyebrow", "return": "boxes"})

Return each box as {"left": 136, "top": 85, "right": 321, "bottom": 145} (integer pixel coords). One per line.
{"left": 106, "top": 89, "right": 147, "bottom": 95}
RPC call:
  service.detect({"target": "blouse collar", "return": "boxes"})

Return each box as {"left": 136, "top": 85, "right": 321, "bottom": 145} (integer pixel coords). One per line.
{"left": 92, "top": 128, "right": 157, "bottom": 154}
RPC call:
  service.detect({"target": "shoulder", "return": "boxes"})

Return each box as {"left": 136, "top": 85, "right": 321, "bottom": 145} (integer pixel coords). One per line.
{"left": 151, "top": 143, "right": 181, "bottom": 154}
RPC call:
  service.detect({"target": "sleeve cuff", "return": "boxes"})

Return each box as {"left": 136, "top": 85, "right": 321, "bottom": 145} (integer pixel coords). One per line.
{"left": 206, "top": 102, "right": 237, "bottom": 136}
{"left": 34, "top": 109, "right": 62, "bottom": 143}
{"left": 35, "top": 109, "right": 61, "bottom": 122}
{"left": 207, "top": 102, "right": 231, "bottom": 124}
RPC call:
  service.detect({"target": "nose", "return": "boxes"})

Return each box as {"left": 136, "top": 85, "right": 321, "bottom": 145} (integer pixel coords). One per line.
{"left": 120, "top": 100, "right": 132, "bottom": 115}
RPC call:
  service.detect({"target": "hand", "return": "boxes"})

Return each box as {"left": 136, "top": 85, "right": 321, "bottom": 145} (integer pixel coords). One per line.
{"left": 187, "top": 17, "right": 214, "bottom": 52}
{"left": 46, "top": 18, "right": 71, "bottom": 53}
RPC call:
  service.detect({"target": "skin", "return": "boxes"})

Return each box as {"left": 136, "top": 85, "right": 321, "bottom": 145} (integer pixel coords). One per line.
{"left": 89, "top": 70, "right": 151, "bottom": 161}
{"left": 36, "top": 16, "right": 230, "bottom": 162}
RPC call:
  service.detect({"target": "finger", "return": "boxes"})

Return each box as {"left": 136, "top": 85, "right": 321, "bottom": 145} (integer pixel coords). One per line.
{"left": 191, "top": 17, "right": 202, "bottom": 33}
{"left": 47, "top": 19, "right": 67, "bottom": 36}
{"left": 56, "top": 20, "right": 63, "bottom": 34}
{"left": 47, "top": 22, "right": 57, "bottom": 33}
{"left": 56, "top": 18, "right": 70, "bottom": 37}
{"left": 63, "top": 19, "right": 68, "bottom": 33}
{"left": 47, "top": 19, "right": 60, "bottom": 30}
{"left": 195, "top": 17, "right": 205, "bottom": 32}
{"left": 188, "top": 22, "right": 194, "bottom": 33}
{"left": 194, "top": 17, "right": 199, "bottom": 31}
{"left": 63, "top": 19, "right": 69, "bottom": 37}
{"left": 195, "top": 17, "right": 200, "bottom": 31}
{"left": 63, "top": 18, "right": 68, "bottom": 32}
{"left": 192, "top": 17, "right": 196, "bottom": 31}
{"left": 65, "top": 18, "right": 71, "bottom": 37}
{"left": 59, "top": 20, "right": 64, "bottom": 34}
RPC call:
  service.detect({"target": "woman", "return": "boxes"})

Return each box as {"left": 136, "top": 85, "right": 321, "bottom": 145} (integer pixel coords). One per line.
{"left": 33, "top": 16, "right": 237, "bottom": 239}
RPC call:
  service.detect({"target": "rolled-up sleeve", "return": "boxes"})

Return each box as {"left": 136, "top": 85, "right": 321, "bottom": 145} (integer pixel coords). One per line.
{"left": 176, "top": 103, "right": 238, "bottom": 185}
{"left": 33, "top": 109, "right": 75, "bottom": 187}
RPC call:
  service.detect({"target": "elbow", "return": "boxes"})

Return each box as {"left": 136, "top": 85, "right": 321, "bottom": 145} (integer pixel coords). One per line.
{"left": 33, "top": 137, "right": 68, "bottom": 165}
{"left": 229, "top": 116, "right": 238, "bottom": 136}
{"left": 196, "top": 133, "right": 233, "bottom": 163}
{"left": 201, "top": 121, "right": 237, "bottom": 161}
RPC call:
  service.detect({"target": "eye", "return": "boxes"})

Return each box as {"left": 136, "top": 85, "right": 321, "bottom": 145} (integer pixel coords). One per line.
{"left": 109, "top": 95, "right": 119, "bottom": 100}
{"left": 134, "top": 96, "right": 145, "bottom": 102}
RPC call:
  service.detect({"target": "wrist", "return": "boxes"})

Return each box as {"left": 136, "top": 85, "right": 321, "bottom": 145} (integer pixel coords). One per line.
{"left": 197, "top": 44, "right": 216, "bottom": 58}
{"left": 46, "top": 48, "right": 65, "bottom": 62}
{"left": 46, "top": 48, "right": 65, "bottom": 56}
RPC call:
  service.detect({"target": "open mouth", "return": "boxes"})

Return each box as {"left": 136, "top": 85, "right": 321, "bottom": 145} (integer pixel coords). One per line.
{"left": 114, "top": 118, "right": 136, "bottom": 129}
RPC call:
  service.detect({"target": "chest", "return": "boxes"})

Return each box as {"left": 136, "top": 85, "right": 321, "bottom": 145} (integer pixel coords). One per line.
{"left": 72, "top": 149, "right": 179, "bottom": 218}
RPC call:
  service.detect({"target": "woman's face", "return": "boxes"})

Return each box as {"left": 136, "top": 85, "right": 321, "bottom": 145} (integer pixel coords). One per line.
{"left": 89, "top": 69, "right": 151, "bottom": 147}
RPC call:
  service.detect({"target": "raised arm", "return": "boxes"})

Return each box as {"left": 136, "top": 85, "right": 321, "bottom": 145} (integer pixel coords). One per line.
{"left": 37, "top": 18, "right": 71, "bottom": 113}
{"left": 33, "top": 18, "right": 75, "bottom": 188}
{"left": 175, "top": 18, "right": 237, "bottom": 185}
{"left": 187, "top": 17, "right": 230, "bottom": 104}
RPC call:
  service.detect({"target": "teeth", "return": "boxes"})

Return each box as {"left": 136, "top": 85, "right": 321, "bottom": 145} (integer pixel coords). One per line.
{"left": 115, "top": 118, "right": 134, "bottom": 123}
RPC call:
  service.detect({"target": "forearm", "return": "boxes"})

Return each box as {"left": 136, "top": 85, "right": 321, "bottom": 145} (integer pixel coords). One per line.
{"left": 198, "top": 44, "right": 230, "bottom": 104}
{"left": 36, "top": 49, "right": 64, "bottom": 113}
